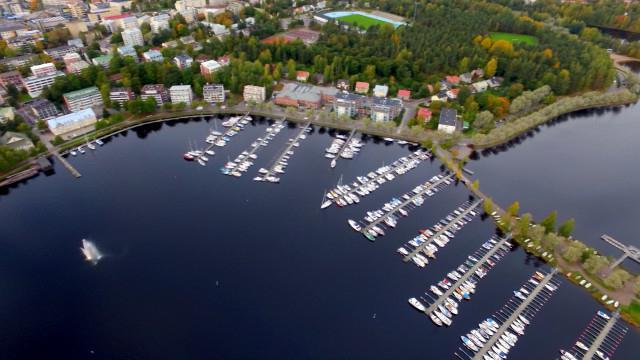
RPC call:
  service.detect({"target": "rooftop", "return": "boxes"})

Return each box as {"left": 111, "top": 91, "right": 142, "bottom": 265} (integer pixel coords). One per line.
{"left": 63, "top": 86, "right": 100, "bottom": 101}
{"left": 277, "top": 82, "right": 337, "bottom": 103}
{"left": 47, "top": 108, "right": 96, "bottom": 129}
{"left": 439, "top": 108, "right": 458, "bottom": 127}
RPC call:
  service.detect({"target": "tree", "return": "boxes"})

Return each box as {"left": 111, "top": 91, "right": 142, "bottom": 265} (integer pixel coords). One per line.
{"left": 472, "top": 179, "right": 479, "bottom": 190}
{"left": 558, "top": 218, "right": 575, "bottom": 237}
{"left": 485, "top": 58, "right": 498, "bottom": 78}
{"left": 286, "top": 59, "right": 296, "bottom": 80}
{"left": 36, "top": 119, "right": 47, "bottom": 131}
{"left": 474, "top": 110, "right": 495, "bottom": 132}
{"left": 584, "top": 255, "right": 609, "bottom": 275}
{"left": 562, "top": 241, "right": 586, "bottom": 263}
{"left": 540, "top": 211, "right": 557, "bottom": 234}
{"left": 507, "top": 201, "right": 520, "bottom": 216}
{"left": 516, "top": 213, "right": 532, "bottom": 239}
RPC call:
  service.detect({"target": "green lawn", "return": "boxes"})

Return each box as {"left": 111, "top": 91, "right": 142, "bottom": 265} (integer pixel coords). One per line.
{"left": 489, "top": 32, "right": 538, "bottom": 45}
{"left": 336, "top": 14, "right": 389, "bottom": 29}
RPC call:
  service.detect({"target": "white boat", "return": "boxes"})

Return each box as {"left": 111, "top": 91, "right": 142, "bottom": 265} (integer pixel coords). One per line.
{"left": 205, "top": 150, "right": 215, "bottom": 156}
{"left": 575, "top": 341, "right": 589, "bottom": 352}
{"left": 78, "top": 147, "right": 85, "bottom": 154}
{"left": 430, "top": 312, "right": 443, "bottom": 326}
{"left": 70, "top": 150, "right": 77, "bottom": 156}
{"left": 80, "top": 239, "right": 103, "bottom": 265}
{"left": 197, "top": 159, "right": 206, "bottom": 166}
{"left": 253, "top": 176, "right": 264, "bottom": 181}
{"left": 95, "top": 139, "right": 104, "bottom": 146}
{"left": 408, "top": 297, "right": 426, "bottom": 312}
{"left": 348, "top": 219, "right": 361, "bottom": 232}
{"left": 321, "top": 200, "right": 332, "bottom": 209}
{"left": 330, "top": 159, "right": 337, "bottom": 168}
{"left": 87, "top": 142, "right": 96, "bottom": 150}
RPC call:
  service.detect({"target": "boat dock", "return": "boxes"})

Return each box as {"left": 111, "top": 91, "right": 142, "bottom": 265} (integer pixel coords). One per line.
{"left": 331, "top": 129, "right": 357, "bottom": 168}
{"left": 418, "top": 235, "right": 513, "bottom": 320}
{"left": 402, "top": 199, "right": 483, "bottom": 263}
{"left": 328, "top": 150, "right": 430, "bottom": 207}
{"left": 360, "top": 173, "right": 453, "bottom": 239}
{"left": 600, "top": 234, "right": 640, "bottom": 274}
{"left": 221, "top": 118, "right": 285, "bottom": 176}
{"left": 204, "top": 112, "right": 251, "bottom": 154}
{"left": 457, "top": 269, "right": 560, "bottom": 359}
{"left": 568, "top": 310, "right": 628, "bottom": 360}
{"left": 260, "top": 122, "right": 311, "bottom": 182}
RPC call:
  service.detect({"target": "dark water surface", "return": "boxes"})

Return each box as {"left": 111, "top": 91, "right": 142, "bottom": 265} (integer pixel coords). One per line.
{"left": 0, "top": 115, "right": 638, "bottom": 359}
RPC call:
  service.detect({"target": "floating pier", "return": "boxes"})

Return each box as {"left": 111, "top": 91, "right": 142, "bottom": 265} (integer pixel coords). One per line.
{"left": 259, "top": 122, "right": 311, "bottom": 182}
{"left": 565, "top": 310, "right": 628, "bottom": 360}
{"left": 222, "top": 118, "right": 284, "bottom": 176}
{"left": 600, "top": 234, "right": 640, "bottom": 274}
{"left": 360, "top": 173, "right": 453, "bottom": 239}
{"left": 402, "top": 199, "right": 483, "bottom": 263}
{"left": 418, "top": 234, "right": 513, "bottom": 322}
{"left": 330, "top": 129, "right": 357, "bottom": 168}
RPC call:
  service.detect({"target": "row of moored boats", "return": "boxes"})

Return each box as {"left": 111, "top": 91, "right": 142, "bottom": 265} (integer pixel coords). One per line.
{"left": 69, "top": 138, "right": 104, "bottom": 156}
{"left": 220, "top": 121, "right": 283, "bottom": 176}
{"left": 325, "top": 135, "right": 364, "bottom": 168}
{"left": 255, "top": 126, "right": 311, "bottom": 183}
{"left": 184, "top": 115, "right": 252, "bottom": 166}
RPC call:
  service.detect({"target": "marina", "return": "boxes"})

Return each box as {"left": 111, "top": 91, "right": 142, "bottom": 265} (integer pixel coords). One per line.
{"left": 220, "top": 119, "right": 285, "bottom": 176}
{"left": 402, "top": 199, "right": 483, "bottom": 264}
{"left": 326, "top": 129, "right": 362, "bottom": 168}
{"left": 256, "top": 122, "right": 311, "bottom": 183}
{"left": 183, "top": 112, "right": 252, "bottom": 163}
{"left": 324, "top": 149, "right": 430, "bottom": 208}
{"left": 352, "top": 173, "right": 454, "bottom": 241}
{"left": 455, "top": 270, "right": 561, "bottom": 359}
{"left": 410, "top": 234, "right": 513, "bottom": 325}
{"left": 561, "top": 310, "right": 628, "bottom": 360}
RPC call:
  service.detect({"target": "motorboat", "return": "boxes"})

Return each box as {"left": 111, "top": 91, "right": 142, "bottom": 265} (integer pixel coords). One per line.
{"left": 408, "top": 297, "right": 426, "bottom": 312}
{"left": 80, "top": 239, "right": 103, "bottom": 265}
{"left": 348, "top": 219, "right": 361, "bottom": 232}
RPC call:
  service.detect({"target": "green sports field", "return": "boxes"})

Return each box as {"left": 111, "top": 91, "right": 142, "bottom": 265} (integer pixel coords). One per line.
{"left": 336, "top": 14, "right": 389, "bottom": 29}
{"left": 489, "top": 32, "right": 538, "bottom": 45}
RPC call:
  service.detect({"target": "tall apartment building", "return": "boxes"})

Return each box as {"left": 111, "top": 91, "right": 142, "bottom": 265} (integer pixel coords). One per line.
{"left": 169, "top": 85, "right": 193, "bottom": 105}
{"left": 243, "top": 85, "right": 266, "bottom": 103}
{"left": 174, "top": 54, "right": 193, "bottom": 70}
{"left": 200, "top": 60, "right": 222, "bottom": 78}
{"left": 0, "top": 71, "right": 24, "bottom": 90}
{"left": 203, "top": 84, "right": 225, "bottom": 103}
{"left": 140, "top": 84, "right": 169, "bottom": 106}
{"left": 22, "top": 71, "right": 65, "bottom": 97}
{"left": 24, "top": 99, "right": 60, "bottom": 120}
{"left": 109, "top": 87, "right": 134, "bottom": 105}
{"left": 122, "top": 27, "right": 144, "bottom": 47}
{"left": 150, "top": 14, "right": 170, "bottom": 33}
{"left": 63, "top": 86, "right": 104, "bottom": 112}
{"left": 31, "top": 63, "right": 57, "bottom": 77}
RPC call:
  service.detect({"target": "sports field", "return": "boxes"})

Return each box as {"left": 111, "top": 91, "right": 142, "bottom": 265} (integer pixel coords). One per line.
{"left": 489, "top": 32, "right": 538, "bottom": 45}
{"left": 336, "top": 14, "right": 390, "bottom": 29}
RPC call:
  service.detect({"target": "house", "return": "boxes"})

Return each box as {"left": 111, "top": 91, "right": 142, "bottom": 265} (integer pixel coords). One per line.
{"left": 417, "top": 108, "right": 432, "bottom": 123}
{"left": 336, "top": 79, "right": 349, "bottom": 91}
{"left": 296, "top": 70, "right": 310, "bottom": 82}
{"left": 430, "top": 91, "right": 448, "bottom": 103}
{"left": 333, "top": 92, "right": 367, "bottom": 118}
{"left": 355, "top": 81, "right": 369, "bottom": 94}
{"left": 471, "top": 68, "right": 484, "bottom": 79}
{"left": 397, "top": 89, "right": 411, "bottom": 101}
{"left": 445, "top": 75, "right": 460, "bottom": 86}
{"left": 471, "top": 80, "right": 489, "bottom": 93}
{"left": 0, "top": 107, "right": 15, "bottom": 123}
{"left": 47, "top": 108, "right": 97, "bottom": 140}
{"left": 24, "top": 99, "right": 60, "bottom": 120}
{"left": 0, "top": 131, "right": 34, "bottom": 150}
{"left": 174, "top": 54, "right": 193, "bottom": 70}
{"left": 437, "top": 108, "right": 460, "bottom": 134}
{"left": 200, "top": 60, "right": 222, "bottom": 77}
{"left": 488, "top": 77, "right": 503, "bottom": 88}
{"left": 370, "top": 97, "right": 403, "bottom": 122}
{"left": 446, "top": 88, "right": 460, "bottom": 100}
{"left": 142, "top": 49, "right": 164, "bottom": 62}
{"left": 459, "top": 73, "right": 473, "bottom": 84}
{"left": 373, "top": 85, "right": 389, "bottom": 98}
{"left": 243, "top": 85, "right": 266, "bottom": 103}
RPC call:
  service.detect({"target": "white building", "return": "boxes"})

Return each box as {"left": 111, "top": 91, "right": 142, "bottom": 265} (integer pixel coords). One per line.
{"left": 141, "top": 84, "right": 169, "bottom": 106}
{"left": 437, "top": 108, "right": 459, "bottom": 134}
{"left": 122, "top": 27, "right": 144, "bottom": 47}
{"left": 142, "top": 50, "right": 164, "bottom": 62}
{"left": 373, "top": 84, "right": 389, "bottom": 98}
{"left": 243, "top": 85, "right": 266, "bottom": 103}
{"left": 169, "top": 85, "right": 193, "bottom": 105}
{"left": 200, "top": 60, "right": 222, "bottom": 77}
{"left": 109, "top": 87, "right": 134, "bottom": 105}
{"left": 150, "top": 14, "right": 170, "bottom": 33}
{"left": 63, "top": 86, "right": 104, "bottom": 112}
{"left": 30, "top": 63, "right": 57, "bottom": 77}
{"left": 22, "top": 71, "right": 65, "bottom": 97}
{"left": 117, "top": 45, "right": 138, "bottom": 61}
{"left": 203, "top": 84, "right": 225, "bottom": 103}
{"left": 46, "top": 108, "right": 97, "bottom": 139}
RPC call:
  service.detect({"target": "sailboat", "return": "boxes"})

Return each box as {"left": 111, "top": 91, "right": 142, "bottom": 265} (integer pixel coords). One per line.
{"left": 320, "top": 191, "right": 332, "bottom": 209}
{"left": 80, "top": 239, "right": 103, "bottom": 265}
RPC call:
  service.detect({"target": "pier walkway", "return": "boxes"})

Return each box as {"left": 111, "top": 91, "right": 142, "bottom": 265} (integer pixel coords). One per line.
{"left": 361, "top": 173, "right": 453, "bottom": 237}
{"left": 38, "top": 133, "right": 81, "bottom": 178}
{"left": 204, "top": 112, "right": 251, "bottom": 154}
{"left": 261, "top": 122, "right": 310, "bottom": 181}
{"left": 331, "top": 129, "right": 357, "bottom": 168}
{"left": 224, "top": 118, "right": 285, "bottom": 176}
{"left": 574, "top": 311, "right": 628, "bottom": 360}
{"left": 467, "top": 269, "right": 559, "bottom": 360}
{"left": 403, "top": 199, "right": 483, "bottom": 263}
{"left": 421, "top": 235, "right": 512, "bottom": 317}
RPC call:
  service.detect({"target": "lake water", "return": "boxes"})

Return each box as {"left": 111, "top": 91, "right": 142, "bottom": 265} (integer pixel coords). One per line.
{"left": 0, "top": 114, "right": 638, "bottom": 359}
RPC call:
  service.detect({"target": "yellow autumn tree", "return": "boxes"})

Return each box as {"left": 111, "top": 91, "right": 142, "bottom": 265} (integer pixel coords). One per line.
{"left": 489, "top": 40, "right": 514, "bottom": 56}
{"left": 480, "top": 37, "right": 493, "bottom": 50}
{"left": 485, "top": 57, "right": 498, "bottom": 77}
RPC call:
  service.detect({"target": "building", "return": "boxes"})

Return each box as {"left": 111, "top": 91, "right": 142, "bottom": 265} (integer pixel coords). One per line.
{"left": 445, "top": 75, "right": 460, "bottom": 86}
{"left": 274, "top": 82, "right": 337, "bottom": 109}
{"left": 446, "top": 88, "right": 460, "bottom": 100}
{"left": 296, "top": 70, "right": 310, "bottom": 82}
{"left": 109, "top": 87, "right": 134, "bottom": 105}
{"left": 397, "top": 89, "right": 411, "bottom": 101}
{"left": 438, "top": 108, "right": 460, "bottom": 134}
{"left": 369, "top": 97, "right": 402, "bottom": 122}
{"left": 30, "top": 16, "right": 67, "bottom": 31}
{"left": 200, "top": 59, "right": 222, "bottom": 77}
{"left": 169, "top": 85, "right": 193, "bottom": 105}
{"left": 150, "top": 14, "right": 170, "bottom": 33}
{"left": 417, "top": 107, "right": 432, "bottom": 123}
{"left": 336, "top": 79, "right": 349, "bottom": 91}
{"left": 31, "top": 63, "right": 57, "bottom": 77}
{"left": 117, "top": 45, "right": 138, "bottom": 61}
{"left": 46, "top": 108, "right": 97, "bottom": 139}
{"left": 22, "top": 71, "right": 65, "bottom": 97}
{"left": 140, "top": 84, "right": 169, "bottom": 106}
{"left": 63, "top": 86, "right": 104, "bottom": 112}
{"left": 0, "top": 107, "right": 15, "bottom": 123}
{"left": 67, "top": 61, "right": 90, "bottom": 74}
{"left": 122, "top": 27, "right": 144, "bottom": 47}
{"left": 0, "top": 131, "right": 34, "bottom": 150}
{"left": 0, "top": 71, "right": 24, "bottom": 90}
{"left": 142, "top": 49, "right": 164, "bottom": 62}
{"left": 243, "top": 85, "right": 266, "bottom": 103}
{"left": 0, "top": 24, "right": 25, "bottom": 40}
{"left": 355, "top": 81, "right": 369, "bottom": 94}
{"left": 0, "top": 54, "right": 37, "bottom": 70}
{"left": 203, "top": 84, "right": 225, "bottom": 103}
{"left": 24, "top": 99, "right": 59, "bottom": 120}
{"left": 333, "top": 92, "right": 367, "bottom": 117}
{"left": 174, "top": 54, "right": 193, "bottom": 70}
{"left": 44, "top": 45, "right": 79, "bottom": 61}
{"left": 92, "top": 54, "right": 113, "bottom": 68}
{"left": 62, "top": 53, "right": 83, "bottom": 68}
{"left": 373, "top": 84, "right": 389, "bottom": 98}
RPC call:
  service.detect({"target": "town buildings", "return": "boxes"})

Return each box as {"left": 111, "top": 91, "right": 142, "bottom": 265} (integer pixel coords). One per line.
{"left": 117, "top": 45, "right": 138, "bottom": 61}
{"left": 437, "top": 108, "right": 460, "bottom": 134}
{"left": 91, "top": 54, "right": 113, "bottom": 68}
{"left": 169, "top": 85, "right": 193, "bottom": 105}
{"left": 203, "top": 84, "right": 225, "bottom": 103}
{"left": 0, "top": 131, "right": 34, "bottom": 151}
{"left": 122, "top": 27, "right": 144, "bottom": 47}
{"left": 369, "top": 96, "right": 402, "bottom": 122}
{"left": 243, "top": 85, "right": 266, "bottom": 103}
{"left": 141, "top": 84, "right": 169, "bottom": 106}
{"left": 142, "top": 49, "right": 164, "bottom": 62}
{"left": 24, "top": 99, "right": 60, "bottom": 120}
{"left": 274, "top": 83, "right": 337, "bottom": 109}
{"left": 0, "top": 71, "right": 24, "bottom": 90}
{"left": 46, "top": 108, "right": 97, "bottom": 139}
{"left": 22, "top": 67, "right": 65, "bottom": 98}
{"left": 150, "top": 14, "right": 170, "bottom": 33}
{"left": 200, "top": 59, "right": 222, "bottom": 77}
{"left": 63, "top": 86, "right": 104, "bottom": 112}
{"left": 333, "top": 92, "right": 367, "bottom": 117}
{"left": 109, "top": 87, "right": 135, "bottom": 105}
{"left": 174, "top": 54, "right": 193, "bottom": 70}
